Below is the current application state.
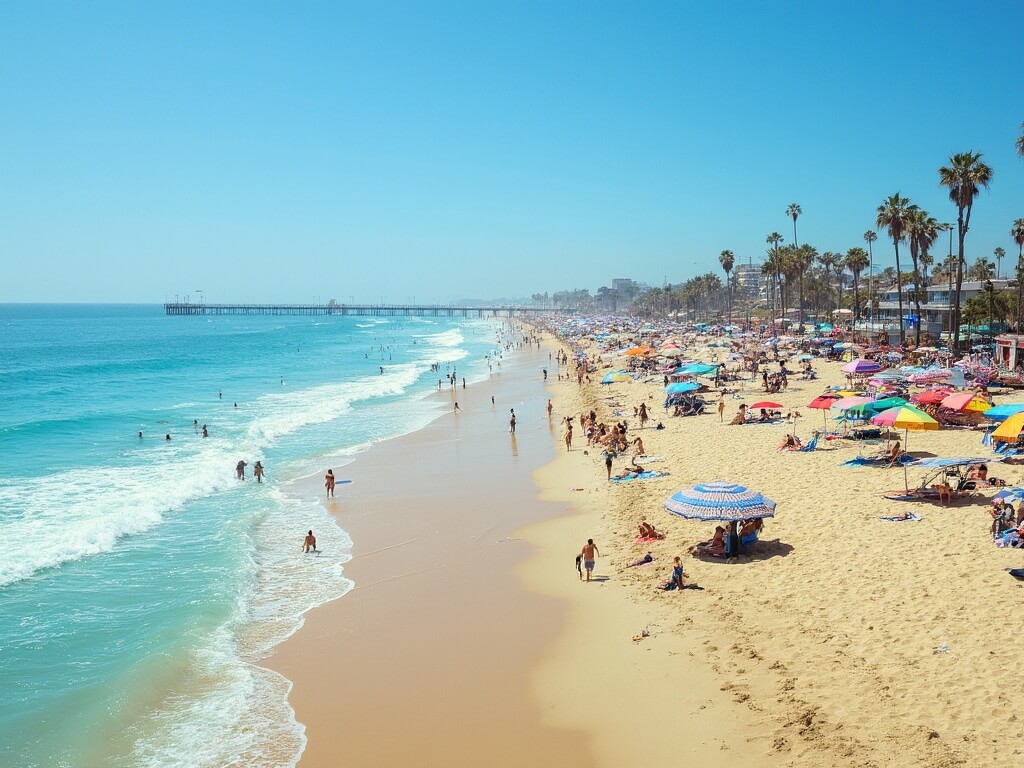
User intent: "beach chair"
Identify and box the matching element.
[797,433,819,452]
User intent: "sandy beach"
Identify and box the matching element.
[522,331,1024,768]
[266,325,1024,768]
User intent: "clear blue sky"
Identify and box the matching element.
[2,1,1022,303]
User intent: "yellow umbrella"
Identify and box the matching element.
[992,411,1024,442]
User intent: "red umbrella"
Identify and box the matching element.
[913,389,951,405]
[808,393,841,432]
[750,401,783,410]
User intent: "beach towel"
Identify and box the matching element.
[879,513,922,522]
[633,455,666,463]
[635,535,662,543]
[610,471,670,484]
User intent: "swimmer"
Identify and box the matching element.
[165,434,171,442]
[303,530,317,553]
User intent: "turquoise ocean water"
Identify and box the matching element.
[0,304,506,767]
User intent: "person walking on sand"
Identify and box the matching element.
[253,461,265,483]
[580,539,599,582]
[325,469,336,498]
[718,394,726,422]
[564,420,573,451]
[509,409,517,434]
[303,530,317,553]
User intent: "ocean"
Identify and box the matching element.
[0,304,509,767]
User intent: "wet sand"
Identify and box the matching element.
[266,342,592,767]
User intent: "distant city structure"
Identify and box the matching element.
[731,263,762,297]
[611,278,639,294]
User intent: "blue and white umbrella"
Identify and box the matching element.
[664,481,777,522]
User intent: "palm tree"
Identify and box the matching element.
[864,230,877,322]
[939,150,994,351]
[761,254,778,324]
[1014,219,1024,330]
[907,209,939,345]
[787,204,802,247]
[834,253,847,314]
[719,250,735,323]
[969,257,994,281]
[845,247,869,320]
[876,193,918,345]
[766,233,784,323]
[1017,121,1024,158]
[995,246,1006,279]
[817,251,837,312]
[795,243,816,330]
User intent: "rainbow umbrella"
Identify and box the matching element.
[871,405,940,491]
[831,396,873,411]
[941,392,991,412]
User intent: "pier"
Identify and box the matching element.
[164,302,560,318]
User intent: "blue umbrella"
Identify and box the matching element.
[677,363,718,375]
[994,487,1024,504]
[666,381,700,394]
[982,404,1024,422]
[664,481,777,522]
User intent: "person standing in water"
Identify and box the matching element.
[509,409,517,433]
[254,461,265,483]
[325,469,335,498]
[547,399,553,417]
[235,460,246,480]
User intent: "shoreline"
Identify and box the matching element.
[264,330,594,766]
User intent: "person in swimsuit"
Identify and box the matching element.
[547,399,553,417]
[509,409,517,433]
[303,530,317,553]
[235,460,246,479]
[580,539,599,582]
[325,469,335,498]
[253,461,265,483]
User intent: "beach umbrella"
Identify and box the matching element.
[941,392,991,412]
[913,389,951,405]
[871,405,940,491]
[991,412,1024,442]
[677,363,718,375]
[994,487,1024,504]
[625,345,655,356]
[794,353,813,361]
[666,381,700,394]
[982,404,1024,422]
[600,371,631,384]
[808,393,841,431]
[749,401,783,410]
[664,481,776,522]
[842,359,882,374]
[831,396,873,411]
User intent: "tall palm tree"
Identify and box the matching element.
[834,253,847,315]
[846,247,869,320]
[1013,219,1024,330]
[864,230,877,322]
[907,209,939,345]
[766,233,784,323]
[817,251,837,312]
[970,257,994,281]
[787,203,802,248]
[795,243,816,330]
[939,150,994,351]
[719,250,735,323]
[876,193,918,345]
[994,246,1006,279]
[761,253,778,324]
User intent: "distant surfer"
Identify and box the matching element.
[325,469,335,498]
[254,461,265,483]
[236,460,246,480]
[303,530,317,553]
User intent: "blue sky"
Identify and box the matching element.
[2,1,1022,303]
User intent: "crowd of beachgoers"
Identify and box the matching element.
[527,312,1024,765]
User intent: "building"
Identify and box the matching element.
[732,263,762,297]
[611,278,638,294]
[871,279,1013,337]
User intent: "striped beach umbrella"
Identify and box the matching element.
[870,404,940,490]
[664,481,776,522]
[842,359,882,374]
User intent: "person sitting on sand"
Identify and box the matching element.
[759,408,770,422]
[967,463,988,481]
[638,520,664,539]
[729,405,748,426]
[632,436,645,457]
[882,438,901,464]
[739,518,763,538]
[667,556,686,589]
[693,526,726,557]
[778,434,802,451]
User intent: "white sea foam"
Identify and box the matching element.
[130,492,353,768]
